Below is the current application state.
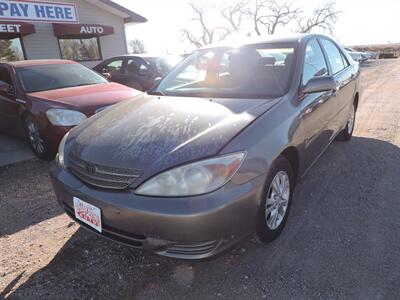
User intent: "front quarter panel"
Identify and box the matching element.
[221,94,304,185]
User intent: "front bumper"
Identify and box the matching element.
[50,163,265,259]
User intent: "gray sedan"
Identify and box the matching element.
[50,34,360,260]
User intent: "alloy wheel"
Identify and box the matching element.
[347,105,355,134]
[265,171,290,230]
[26,121,45,154]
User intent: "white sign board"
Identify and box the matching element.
[0,0,78,24]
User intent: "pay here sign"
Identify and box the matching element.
[0,0,78,23]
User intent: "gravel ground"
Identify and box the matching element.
[1,59,400,300]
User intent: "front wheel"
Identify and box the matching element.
[23,116,54,160]
[336,103,356,141]
[256,156,294,243]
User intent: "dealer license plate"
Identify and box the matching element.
[73,197,102,233]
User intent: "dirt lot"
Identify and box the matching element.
[1,59,400,300]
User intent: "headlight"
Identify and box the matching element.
[135,152,246,197]
[56,131,69,167]
[46,109,87,126]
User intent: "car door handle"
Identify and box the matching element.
[16,98,26,104]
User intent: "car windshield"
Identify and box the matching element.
[144,56,182,76]
[153,43,296,99]
[17,63,107,93]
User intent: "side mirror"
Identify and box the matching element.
[101,72,111,79]
[0,81,14,96]
[302,76,336,94]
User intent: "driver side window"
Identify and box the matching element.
[303,39,329,85]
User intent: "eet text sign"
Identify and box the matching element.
[0,1,78,24]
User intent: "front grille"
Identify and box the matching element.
[68,153,141,190]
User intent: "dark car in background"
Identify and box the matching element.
[0,60,140,159]
[93,54,182,91]
[379,47,399,59]
[51,34,360,259]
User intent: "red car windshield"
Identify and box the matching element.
[17,63,107,93]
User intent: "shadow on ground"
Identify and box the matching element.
[0,134,35,168]
[0,160,61,236]
[5,136,400,299]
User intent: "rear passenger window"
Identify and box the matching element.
[103,59,123,74]
[320,39,346,74]
[302,39,329,85]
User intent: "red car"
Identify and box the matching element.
[0,60,140,159]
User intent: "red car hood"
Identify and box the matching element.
[27,82,141,110]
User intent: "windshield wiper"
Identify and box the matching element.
[62,83,100,89]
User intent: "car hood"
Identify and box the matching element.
[69,94,281,185]
[27,82,141,110]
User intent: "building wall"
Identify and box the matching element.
[21,0,128,68]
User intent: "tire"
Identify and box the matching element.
[255,156,295,243]
[23,116,54,160]
[336,102,356,142]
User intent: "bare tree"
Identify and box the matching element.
[128,39,146,54]
[0,40,19,62]
[297,1,338,33]
[182,1,248,48]
[246,0,301,36]
[181,0,338,47]
[181,30,205,48]
[182,2,223,48]
[221,1,249,32]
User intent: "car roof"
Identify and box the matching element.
[5,59,77,68]
[110,54,179,59]
[200,33,311,50]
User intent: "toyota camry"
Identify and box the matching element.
[50,34,360,259]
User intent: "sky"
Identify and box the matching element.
[114,0,400,54]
